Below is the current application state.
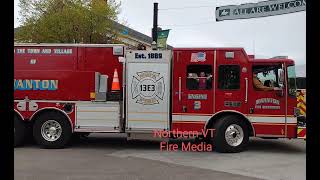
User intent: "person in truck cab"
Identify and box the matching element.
[198,72,212,89]
[187,73,199,90]
[253,72,281,91]
[198,72,207,89]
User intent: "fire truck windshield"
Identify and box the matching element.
[287,65,297,96]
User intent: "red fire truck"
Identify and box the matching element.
[14,43,305,153]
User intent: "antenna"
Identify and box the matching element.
[253,39,255,55]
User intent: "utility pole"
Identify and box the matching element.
[152,2,158,43]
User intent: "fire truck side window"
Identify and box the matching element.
[252,65,281,91]
[218,65,240,90]
[186,65,212,90]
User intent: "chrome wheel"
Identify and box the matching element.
[225,124,244,147]
[41,120,62,142]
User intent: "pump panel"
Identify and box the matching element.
[125,50,171,131]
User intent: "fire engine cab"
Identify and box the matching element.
[14,43,304,153]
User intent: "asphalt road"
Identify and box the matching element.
[14,134,306,180]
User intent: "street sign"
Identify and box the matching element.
[122,28,129,36]
[216,0,306,21]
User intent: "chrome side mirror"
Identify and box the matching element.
[278,69,284,86]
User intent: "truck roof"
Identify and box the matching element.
[173,47,245,51]
[173,47,295,64]
[14,43,125,47]
[249,58,295,64]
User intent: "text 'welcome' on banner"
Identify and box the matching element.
[216,0,306,21]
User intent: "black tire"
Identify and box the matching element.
[33,111,72,149]
[14,114,27,147]
[24,121,36,144]
[212,115,249,153]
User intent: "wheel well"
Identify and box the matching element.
[205,112,255,136]
[14,110,27,123]
[14,110,24,121]
[14,110,33,130]
[30,109,73,131]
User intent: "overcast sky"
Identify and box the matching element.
[14,0,306,65]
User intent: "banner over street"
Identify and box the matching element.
[216,0,306,21]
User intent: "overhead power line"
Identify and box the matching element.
[159,20,215,27]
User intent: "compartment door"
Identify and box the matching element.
[75,102,121,132]
[126,51,171,131]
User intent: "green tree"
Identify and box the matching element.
[16,0,121,43]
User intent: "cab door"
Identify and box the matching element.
[172,50,214,132]
[247,63,287,137]
[214,50,249,115]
